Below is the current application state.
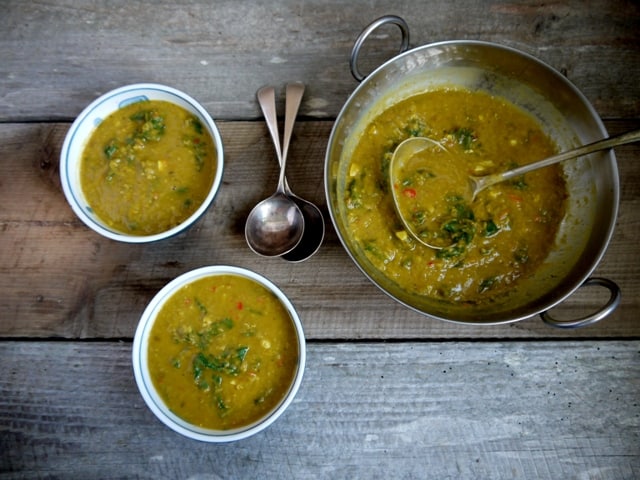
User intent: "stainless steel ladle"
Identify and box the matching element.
[390,129,640,249]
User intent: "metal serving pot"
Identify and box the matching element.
[324,16,621,328]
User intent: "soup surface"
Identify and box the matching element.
[343,88,567,305]
[81,99,217,235]
[148,274,299,430]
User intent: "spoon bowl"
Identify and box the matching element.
[245,192,305,256]
[390,129,640,249]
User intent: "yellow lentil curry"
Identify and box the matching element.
[80,100,217,235]
[344,88,567,305]
[148,274,299,430]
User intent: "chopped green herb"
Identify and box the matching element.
[189,116,204,135]
[479,277,497,293]
[173,316,234,350]
[431,195,477,259]
[514,247,529,264]
[482,219,499,237]
[511,176,528,190]
[363,240,386,261]
[401,168,436,190]
[104,142,118,159]
[450,127,477,151]
[129,109,166,142]
[193,354,205,380]
[404,116,427,137]
[442,218,475,245]
[194,153,205,172]
[215,395,229,414]
[346,178,362,208]
[191,345,249,383]
[436,243,467,259]
[378,152,393,193]
[194,297,208,315]
[129,111,147,122]
[447,196,475,221]
[411,210,426,226]
[253,388,274,406]
[236,346,249,363]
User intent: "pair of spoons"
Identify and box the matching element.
[245,83,325,261]
[390,128,640,249]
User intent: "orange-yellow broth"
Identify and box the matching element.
[147,274,299,430]
[343,88,567,305]
[80,99,217,235]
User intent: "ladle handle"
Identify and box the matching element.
[476,128,640,192]
[282,82,305,164]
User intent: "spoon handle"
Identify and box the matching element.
[256,86,283,163]
[282,82,305,164]
[476,128,640,192]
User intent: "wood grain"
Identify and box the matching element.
[1,1,639,122]
[1,340,638,478]
[1,1,639,477]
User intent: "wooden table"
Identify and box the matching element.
[2,1,639,478]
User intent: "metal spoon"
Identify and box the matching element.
[245,87,305,256]
[390,128,640,249]
[257,82,325,262]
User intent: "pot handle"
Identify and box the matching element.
[540,277,621,328]
[350,15,410,82]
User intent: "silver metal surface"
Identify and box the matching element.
[349,15,410,81]
[254,83,325,262]
[279,83,326,262]
[541,277,622,328]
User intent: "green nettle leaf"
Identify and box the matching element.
[236,346,249,362]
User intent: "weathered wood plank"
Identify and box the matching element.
[1,120,639,340]
[1,341,638,479]
[1,0,639,122]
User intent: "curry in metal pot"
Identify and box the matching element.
[343,88,567,305]
[147,274,299,430]
[80,100,217,235]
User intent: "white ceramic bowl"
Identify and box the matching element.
[132,266,306,442]
[60,83,224,243]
